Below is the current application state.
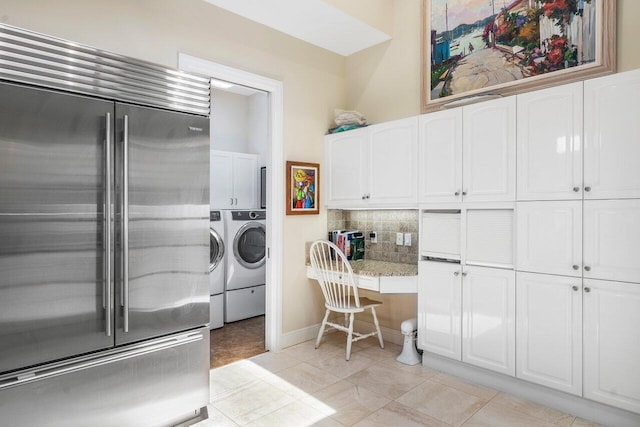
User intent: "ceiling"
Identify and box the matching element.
[202,0,392,56]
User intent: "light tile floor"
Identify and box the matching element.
[194,334,602,427]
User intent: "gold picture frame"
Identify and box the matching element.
[286,161,320,215]
[421,0,616,112]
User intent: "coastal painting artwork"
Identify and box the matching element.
[421,0,616,112]
[286,161,319,215]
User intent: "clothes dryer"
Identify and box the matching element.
[209,210,225,329]
[223,210,266,323]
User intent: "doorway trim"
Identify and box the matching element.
[178,53,283,351]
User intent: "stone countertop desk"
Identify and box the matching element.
[348,260,417,277]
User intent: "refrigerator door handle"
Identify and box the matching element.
[104,112,112,337]
[122,114,130,333]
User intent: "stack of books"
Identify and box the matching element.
[328,230,364,261]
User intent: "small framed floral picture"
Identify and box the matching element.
[286,161,320,215]
[421,0,616,112]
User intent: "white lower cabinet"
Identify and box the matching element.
[583,199,640,284]
[462,266,515,376]
[516,201,582,277]
[418,261,462,360]
[516,272,582,395]
[583,279,640,414]
[418,261,515,375]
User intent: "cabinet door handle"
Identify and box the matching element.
[230,198,233,205]
[584,287,591,293]
[454,191,460,196]
[234,198,238,205]
[362,195,366,200]
[573,187,580,192]
[462,191,467,196]
[584,186,592,192]
[572,265,579,270]
[572,285,579,291]
[453,271,460,276]
[461,271,467,277]
[584,266,591,272]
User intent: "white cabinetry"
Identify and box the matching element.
[516,201,582,277]
[584,69,640,200]
[462,266,515,376]
[462,98,516,202]
[583,279,640,414]
[517,82,583,201]
[324,127,367,206]
[418,261,515,375]
[419,97,515,203]
[583,199,640,284]
[516,272,582,395]
[418,261,462,360]
[325,117,418,208]
[419,108,462,203]
[210,150,258,209]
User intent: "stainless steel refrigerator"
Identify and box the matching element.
[0,24,211,426]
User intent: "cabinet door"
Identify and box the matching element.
[583,279,640,413]
[368,117,418,206]
[210,150,234,208]
[324,128,367,207]
[417,261,462,360]
[516,201,582,277]
[517,82,583,201]
[584,69,640,199]
[583,200,640,283]
[516,272,582,395]
[462,266,515,376]
[462,97,516,202]
[232,153,258,209]
[419,108,462,203]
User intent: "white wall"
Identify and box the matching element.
[248,92,269,168]
[210,89,250,153]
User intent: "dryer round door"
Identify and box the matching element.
[210,228,224,272]
[233,222,266,269]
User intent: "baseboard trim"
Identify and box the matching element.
[279,323,322,349]
[422,352,640,427]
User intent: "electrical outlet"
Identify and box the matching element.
[396,232,404,246]
[369,231,377,244]
[404,233,412,246]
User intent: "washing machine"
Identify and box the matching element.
[209,210,225,329]
[223,210,266,323]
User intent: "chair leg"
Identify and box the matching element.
[315,309,330,349]
[345,312,355,361]
[371,306,384,349]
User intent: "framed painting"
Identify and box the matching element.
[421,0,616,112]
[286,161,320,215]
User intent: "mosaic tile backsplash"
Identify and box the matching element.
[327,209,419,264]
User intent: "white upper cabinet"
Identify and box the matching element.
[583,278,640,414]
[368,117,419,205]
[462,97,516,202]
[516,201,582,277]
[211,150,258,209]
[324,127,368,207]
[325,117,417,208]
[417,260,462,360]
[583,199,640,284]
[419,108,462,203]
[462,266,515,376]
[584,69,640,200]
[517,82,583,201]
[419,97,515,203]
[516,272,582,396]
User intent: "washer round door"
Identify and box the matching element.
[209,228,224,272]
[233,222,266,269]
